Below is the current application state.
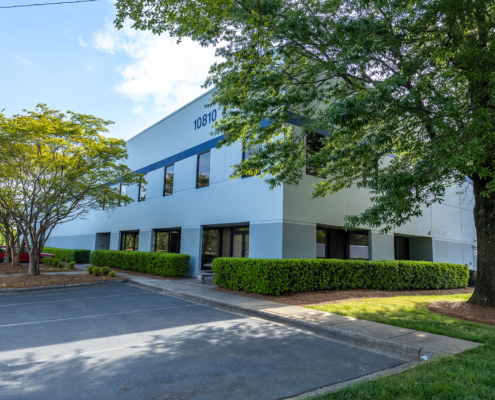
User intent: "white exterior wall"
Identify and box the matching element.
[46,91,477,274]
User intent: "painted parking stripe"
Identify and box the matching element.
[0,291,156,308]
[0,304,200,328]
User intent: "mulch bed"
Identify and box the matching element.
[427,301,495,326]
[213,286,474,306]
[93,266,192,281]
[0,273,124,289]
[0,262,84,274]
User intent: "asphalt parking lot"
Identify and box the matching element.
[0,284,405,399]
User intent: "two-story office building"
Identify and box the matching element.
[46,90,478,275]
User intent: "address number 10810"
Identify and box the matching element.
[194,109,217,130]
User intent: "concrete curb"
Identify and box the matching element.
[130,281,438,359]
[0,279,130,294]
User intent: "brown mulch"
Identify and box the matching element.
[92,266,192,281]
[427,301,495,326]
[0,273,124,289]
[213,286,474,306]
[0,262,84,274]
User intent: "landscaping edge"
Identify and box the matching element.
[0,279,130,294]
[129,281,442,360]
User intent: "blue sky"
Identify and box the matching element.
[0,0,217,140]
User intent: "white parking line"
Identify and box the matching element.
[0,291,156,308]
[0,304,200,328]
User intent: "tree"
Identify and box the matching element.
[0,105,145,275]
[116,0,495,307]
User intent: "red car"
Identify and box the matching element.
[0,246,55,263]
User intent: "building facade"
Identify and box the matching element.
[46,90,478,275]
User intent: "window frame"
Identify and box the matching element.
[138,175,147,202]
[153,229,181,253]
[196,150,211,189]
[163,164,174,197]
[120,231,139,251]
[316,228,369,260]
[306,131,326,177]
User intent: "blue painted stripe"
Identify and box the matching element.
[134,135,225,175]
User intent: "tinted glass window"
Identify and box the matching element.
[139,176,147,202]
[121,232,139,251]
[164,165,174,196]
[395,236,409,260]
[197,151,210,188]
[349,232,369,259]
[306,132,325,176]
[316,229,327,258]
[153,230,180,253]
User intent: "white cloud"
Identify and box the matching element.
[13,55,32,65]
[77,36,87,48]
[93,22,218,115]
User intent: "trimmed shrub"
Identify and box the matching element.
[109,270,116,277]
[51,259,60,269]
[91,250,190,277]
[42,247,91,263]
[67,261,76,269]
[41,257,53,265]
[92,267,102,276]
[87,265,94,274]
[101,267,110,276]
[212,258,469,295]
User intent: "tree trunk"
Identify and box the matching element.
[28,246,40,276]
[468,177,495,307]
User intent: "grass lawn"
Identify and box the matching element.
[308,294,495,400]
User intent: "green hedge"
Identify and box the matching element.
[91,250,190,277]
[42,247,91,263]
[212,258,469,295]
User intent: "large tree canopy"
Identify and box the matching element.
[0,105,144,275]
[115,0,495,306]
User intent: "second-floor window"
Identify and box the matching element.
[164,164,174,196]
[197,151,210,188]
[138,175,147,202]
[306,132,325,176]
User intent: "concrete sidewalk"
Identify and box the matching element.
[114,273,481,359]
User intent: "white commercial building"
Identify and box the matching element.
[47,90,478,275]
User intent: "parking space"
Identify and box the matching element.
[0,284,405,399]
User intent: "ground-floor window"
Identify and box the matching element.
[153,230,180,253]
[394,236,410,260]
[201,225,249,270]
[317,228,369,260]
[121,231,139,251]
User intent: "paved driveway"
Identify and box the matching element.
[0,284,404,399]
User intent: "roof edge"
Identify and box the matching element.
[126,87,216,143]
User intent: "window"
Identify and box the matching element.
[163,164,174,196]
[121,231,139,251]
[395,236,410,260]
[316,228,368,260]
[119,183,126,206]
[230,227,249,258]
[242,147,261,178]
[138,176,146,202]
[306,132,325,176]
[197,151,210,188]
[201,228,221,269]
[153,230,180,253]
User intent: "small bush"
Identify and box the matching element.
[212,258,470,296]
[67,261,76,269]
[101,267,110,276]
[90,250,190,277]
[109,270,116,277]
[42,247,90,263]
[92,267,102,276]
[51,259,60,268]
[87,265,94,274]
[41,257,52,265]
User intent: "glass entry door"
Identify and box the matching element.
[230,228,249,258]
